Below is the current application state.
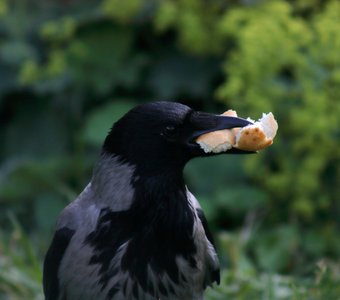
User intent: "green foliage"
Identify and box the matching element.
[205,260,340,300]
[215,1,340,269]
[0,0,339,298]
[83,101,136,146]
[154,0,224,54]
[102,0,143,23]
[0,214,43,300]
[217,0,340,222]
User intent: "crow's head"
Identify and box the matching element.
[103,101,252,175]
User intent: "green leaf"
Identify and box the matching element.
[0,41,36,66]
[34,195,65,234]
[185,155,246,195]
[252,225,299,272]
[66,23,137,94]
[83,100,136,146]
[215,186,268,215]
[147,54,218,99]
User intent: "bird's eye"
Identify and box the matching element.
[162,125,179,140]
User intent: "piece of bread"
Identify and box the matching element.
[196,110,237,153]
[235,113,278,151]
[196,110,278,153]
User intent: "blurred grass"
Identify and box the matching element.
[0,214,43,300]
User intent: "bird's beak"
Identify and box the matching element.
[187,111,255,155]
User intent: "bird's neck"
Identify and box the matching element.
[90,153,195,261]
[91,153,188,213]
[132,171,188,210]
[127,168,193,235]
[91,153,137,211]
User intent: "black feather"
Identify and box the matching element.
[85,175,197,296]
[43,227,75,300]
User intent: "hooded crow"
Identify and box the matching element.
[43,101,253,300]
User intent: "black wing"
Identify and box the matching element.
[196,208,220,285]
[43,227,75,300]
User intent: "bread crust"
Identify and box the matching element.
[235,125,273,151]
[234,112,277,151]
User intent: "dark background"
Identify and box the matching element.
[0,0,339,299]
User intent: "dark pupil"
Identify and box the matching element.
[165,125,177,136]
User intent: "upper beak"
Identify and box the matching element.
[190,112,252,138]
[188,111,255,154]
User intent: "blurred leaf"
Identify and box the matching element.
[83,100,136,146]
[252,225,299,272]
[215,186,268,215]
[0,157,77,204]
[3,104,68,158]
[40,17,76,42]
[67,22,137,93]
[0,41,36,66]
[0,0,8,16]
[34,195,65,234]
[0,216,43,300]
[186,155,246,195]
[7,213,42,279]
[102,0,143,23]
[147,54,219,99]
